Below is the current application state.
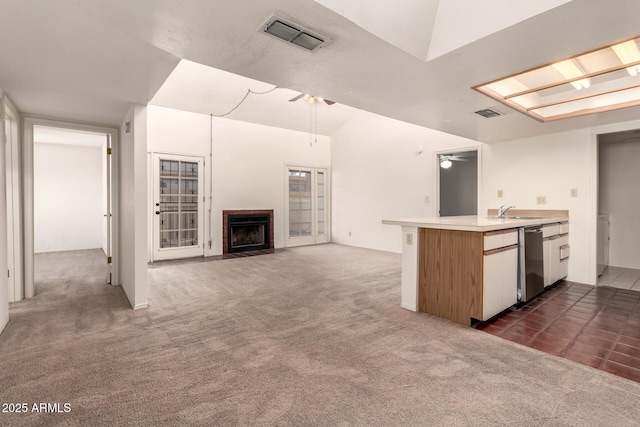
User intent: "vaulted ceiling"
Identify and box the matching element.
[1,0,639,142]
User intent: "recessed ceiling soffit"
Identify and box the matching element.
[474,35,640,122]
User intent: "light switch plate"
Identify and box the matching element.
[497,190,503,198]
[571,188,578,197]
[406,233,413,245]
[537,196,547,205]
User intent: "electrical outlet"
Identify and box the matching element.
[348,231,352,237]
[497,190,503,198]
[571,188,578,197]
[406,233,413,245]
[537,196,547,205]
[425,195,430,203]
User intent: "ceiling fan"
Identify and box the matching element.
[289,93,336,105]
[439,154,470,169]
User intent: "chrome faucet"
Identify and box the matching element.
[498,205,515,218]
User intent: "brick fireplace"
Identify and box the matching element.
[222,210,274,255]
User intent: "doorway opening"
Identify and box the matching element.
[23,117,119,300]
[436,149,479,217]
[597,129,640,290]
[32,125,112,295]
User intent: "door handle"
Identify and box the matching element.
[155,211,161,215]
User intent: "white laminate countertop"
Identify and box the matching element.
[381,215,568,232]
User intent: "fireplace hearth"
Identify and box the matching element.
[223,210,274,256]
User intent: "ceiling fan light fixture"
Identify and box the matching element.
[440,158,452,169]
[303,94,321,104]
[289,93,336,106]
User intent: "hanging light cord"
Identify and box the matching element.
[211,86,279,117]
[309,102,318,147]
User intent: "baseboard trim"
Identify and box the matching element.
[401,303,417,312]
[0,316,8,335]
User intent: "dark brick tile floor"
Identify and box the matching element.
[475,281,640,383]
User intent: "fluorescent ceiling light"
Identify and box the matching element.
[612,40,640,76]
[552,60,590,90]
[474,35,640,122]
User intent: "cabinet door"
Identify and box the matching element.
[482,246,518,321]
[549,237,559,284]
[482,252,503,320]
[543,239,551,287]
[549,236,569,284]
[556,235,569,282]
[502,247,518,308]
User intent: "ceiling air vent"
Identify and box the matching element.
[260,15,329,52]
[474,108,502,118]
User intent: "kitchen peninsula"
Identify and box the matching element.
[383,211,569,326]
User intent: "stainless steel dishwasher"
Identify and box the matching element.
[518,226,545,303]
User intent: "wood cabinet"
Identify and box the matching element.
[418,228,518,326]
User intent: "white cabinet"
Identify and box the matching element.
[543,221,569,286]
[550,235,569,284]
[482,229,518,321]
[543,238,551,286]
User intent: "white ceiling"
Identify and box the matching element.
[1,0,640,143]
[150,60,360,136]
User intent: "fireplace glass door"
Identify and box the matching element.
[153,153,204,261]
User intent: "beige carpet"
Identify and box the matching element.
[1,244,640,426]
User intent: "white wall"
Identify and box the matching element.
[482,119,640,285]
[331,111,481,253]
[146,105,331,256]
[482,129,593,284]
[599,141,640,269]
[119,105,148,309]
[33,142,103,253]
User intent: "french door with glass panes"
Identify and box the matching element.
[286,166,329,247]
[153,154,204,261]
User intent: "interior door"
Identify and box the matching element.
[104,134,112,283]
[4,106,21,301]
[153,153,204,261]
[1,102,8,332]
[5,114,14,299]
